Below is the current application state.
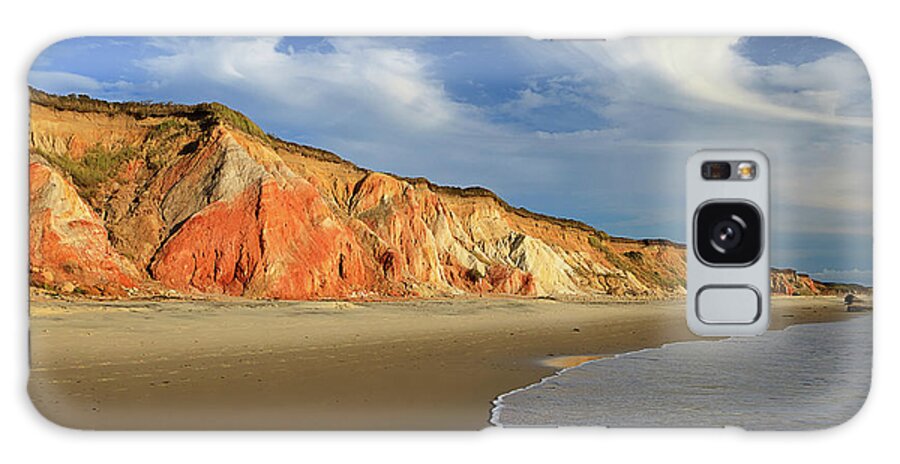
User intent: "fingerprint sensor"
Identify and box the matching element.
[696,286,761,324]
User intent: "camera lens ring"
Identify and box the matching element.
[693,201,763,266]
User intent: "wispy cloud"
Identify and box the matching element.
[29,70,102,93]
[565,38,871,127]
[809,268,872,286]
[137,37,488,135]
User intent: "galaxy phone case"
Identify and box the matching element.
[28,36,872,430]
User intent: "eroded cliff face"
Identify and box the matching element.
[29,161,140,296]
[768,268,869,297]
[28,90,691,300]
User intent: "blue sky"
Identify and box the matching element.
[29,37,873,284]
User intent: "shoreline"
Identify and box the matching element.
[29,288,692,308]
[492,313,873,426]
[32,284,871,308]
[29,296,859,429]
[490,311,872,430]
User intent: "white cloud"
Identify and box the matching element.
[515,39,873,221]
[29,70,137,98]
[809,268,872,285]
[750,51,872,118]
[566,38,871,127]
[138,37,487,134]
[28,70,101,93]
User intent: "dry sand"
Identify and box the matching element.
[28,296,857,430]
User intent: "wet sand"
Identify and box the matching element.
[28,296,854,430]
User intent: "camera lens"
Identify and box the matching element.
[710,218,743,251]
[701,161,732,180]
[694,202,762,265]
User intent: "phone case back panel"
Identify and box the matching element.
[27,37,872,430]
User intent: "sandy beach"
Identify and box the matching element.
[28,296,857,430]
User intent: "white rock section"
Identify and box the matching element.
[161,130,272,228]
[440,203,579,296]
[30,159,99,227]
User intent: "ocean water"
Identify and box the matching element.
[491,315,872,430]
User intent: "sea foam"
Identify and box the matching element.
[491,315,872,430]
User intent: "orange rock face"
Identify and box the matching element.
[770,268,825,296]
[253,179,377,299]
[148,183,263,295]
[150,177,377,299]
[349,173,447,288]
[346,172,542,297]
[29,162,139,296]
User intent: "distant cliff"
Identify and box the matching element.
[770,268,870,297]
[27,90,862,300]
